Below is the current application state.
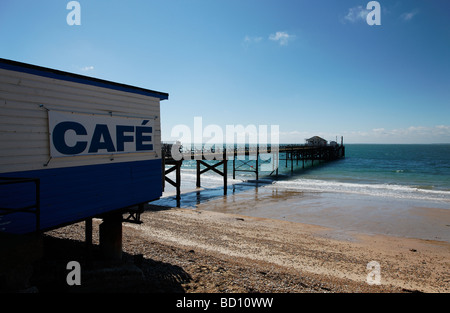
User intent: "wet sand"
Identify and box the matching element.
[155,182,450,242]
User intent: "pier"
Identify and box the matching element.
[162,137,345,204]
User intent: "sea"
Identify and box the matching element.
[153,144,450,241]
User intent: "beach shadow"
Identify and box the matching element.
[30,235,191,293]
[146,204,174,212]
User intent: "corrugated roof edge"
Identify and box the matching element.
[0,58,169,101]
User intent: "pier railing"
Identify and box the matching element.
[162,143,344,161]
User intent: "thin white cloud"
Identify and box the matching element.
[342,125,450,144]
[278,125,450,144]
[400,10,419,21]
[81,65,94,71]
[278,130,341,144]
[269,31,295,46]
[343,5,370,23]
[243,32,295,47]
[244,35,263,44]
[243,35,263,48]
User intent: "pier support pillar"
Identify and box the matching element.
[99,212,123,261]
[275,151,279,177]
[196,160,201,188]
[164,160,182,206]
[232,155,236,179]
[255,147,259,180]
[196,158,228,196]
[291,148,294,173]
[223,153,228,195]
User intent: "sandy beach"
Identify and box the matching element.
[38,204,449,293]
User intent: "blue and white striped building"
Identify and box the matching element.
[0,58,168,234]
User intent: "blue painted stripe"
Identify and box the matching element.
[0,159,162,234]
[0,58,169,100]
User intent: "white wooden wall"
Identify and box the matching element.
[0,68,162,174]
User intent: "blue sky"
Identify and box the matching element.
[1,0,449,144]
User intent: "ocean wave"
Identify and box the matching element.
[271,179,450,202]
[165,166,450,203]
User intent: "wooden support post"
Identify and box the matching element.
[162,152,165,191]
[291,147,294,173]
[164,161,182,202]
[233,149,236,180]
[196,160,201,188]
[99,212,122,261]
[176,161,181,202]
[223,152,228,195]
[275,151,279,177]
[255,147,259,180]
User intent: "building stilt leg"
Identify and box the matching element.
[99,212,122,261]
